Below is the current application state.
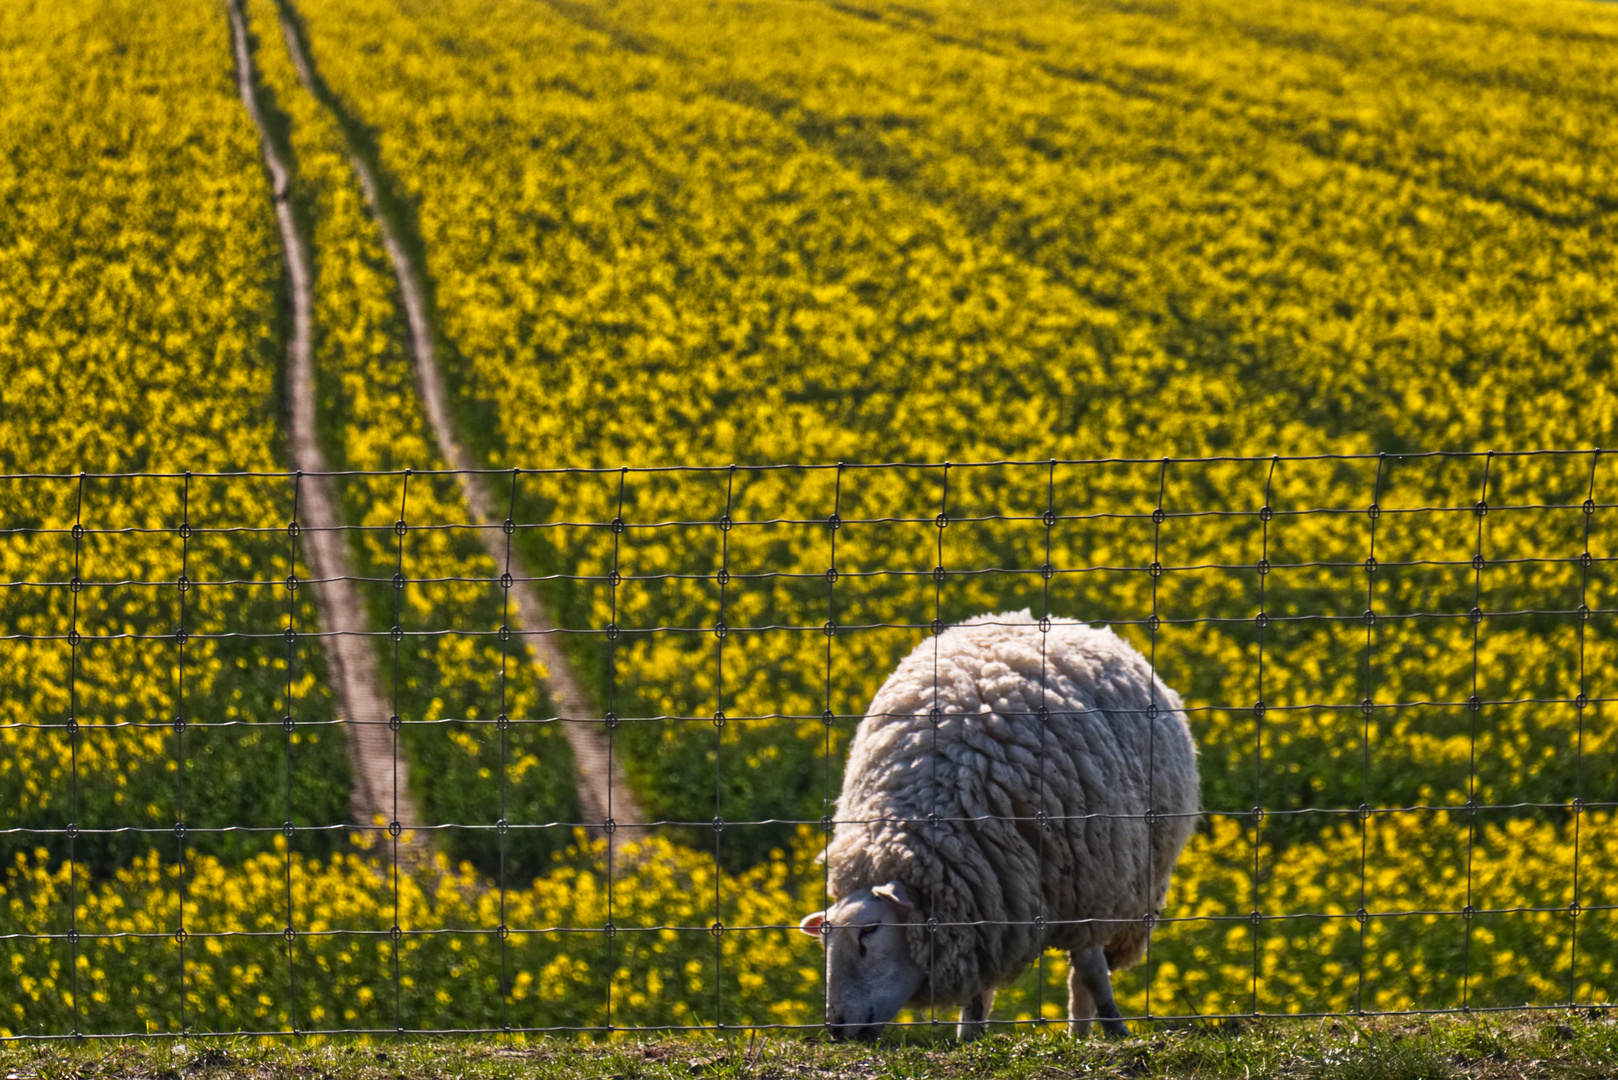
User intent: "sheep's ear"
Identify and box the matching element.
[872,880,914,916]
[799,911,827,937]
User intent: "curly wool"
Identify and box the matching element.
[826,611,1200,1006]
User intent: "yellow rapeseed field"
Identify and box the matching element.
[6,813,1615,1033]
[0,0,350,877]
[4,0,1618,1037]
[282,0,1618,1022]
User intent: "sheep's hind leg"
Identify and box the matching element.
[1072,945,1128,1038]
[1067,956,1096,1036]
[956,989,995,1042]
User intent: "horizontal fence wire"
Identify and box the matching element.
[1,450,1614,1039]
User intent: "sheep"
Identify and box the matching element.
[798,611,1199,1042]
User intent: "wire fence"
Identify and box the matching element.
[1,450,1614,1039]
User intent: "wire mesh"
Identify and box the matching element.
[0,450,1613,1039]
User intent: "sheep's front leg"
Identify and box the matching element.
[1067,956,1096,1036]
[956,988,995,1041]
[1071,945,1127,1038]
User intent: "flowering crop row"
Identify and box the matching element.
[6,811,1616,1036]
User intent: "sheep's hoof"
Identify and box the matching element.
[1101,1017,1129,1039]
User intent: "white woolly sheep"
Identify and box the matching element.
[799,611,1199,1041]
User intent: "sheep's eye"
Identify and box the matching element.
[857,924,878,939]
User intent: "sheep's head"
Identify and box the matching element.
[798,881,924,1042]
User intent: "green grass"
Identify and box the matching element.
[4,1015,1617,1080]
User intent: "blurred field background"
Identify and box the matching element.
[3,0,1618,1038]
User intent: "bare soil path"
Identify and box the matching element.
[226,0,425,858]
[272,2,641,833]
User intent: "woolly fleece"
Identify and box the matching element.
[826,611,1200,1006]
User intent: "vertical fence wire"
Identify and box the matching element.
[605,466,629,1033]
[67,471,85,1039]
[713,466,736,1029]
[1035,461,1054,1029]
[1249,457,1279,1017]
[1356,455,1386,1015]
[1146,457,1168,1023]
[928,463,950,1032]
[821,465,843,1032]
[389,470,411,1031]
[496,468,519,1035]
[1570,449,1600,1004]
[174,473,192,1034]
[1462,453,1493,1010]
[282,473,304,1033]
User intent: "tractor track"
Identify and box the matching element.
[226,0,425,859]
[270,0,641,836]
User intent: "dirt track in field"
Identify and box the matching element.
[227,0,425,858]
[271,1,641,834]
